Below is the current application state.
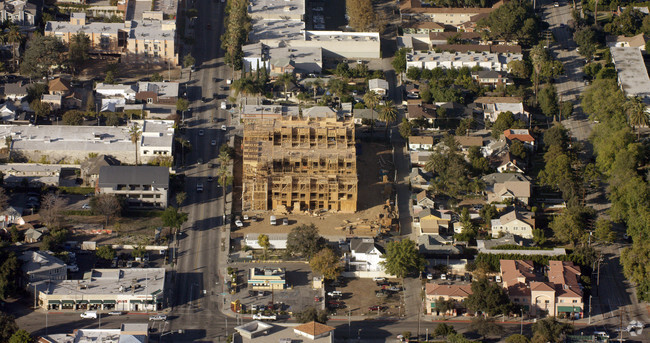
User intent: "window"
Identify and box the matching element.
[545,300,549,304]
[572,300,578,303]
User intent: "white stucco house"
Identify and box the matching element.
[491,209,535,238]
[344,238,387,278]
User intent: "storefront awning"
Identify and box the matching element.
[76,300,88,304]
[557,306,581,312]
[61,300,75,304]
[130,300,142,304]
[103,300,116,304]
[48,300,61,304]
[89,300,102,304]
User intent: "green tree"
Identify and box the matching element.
[605,7,644,36]
[104,71,116,84]
[378,100,397,136]
[399,118,413,139]
[276,72,297,100]
[258,234,270,260]
[433,323,456,338]
[538,146,575,201]
[106,113,120,126]
[508,60,531,79]
[62,110,84,125]
[506,334,531,343]
[380,239,425,279]
[392,48,410,74]
[294,306,329,324]
[176,98,189,113]
[509,140,527,159]
[538,83,559,119]
[131,245,146,258]
[406,67,421,80]
[425,135,474,198]
[7,25,22,71]
[363,90,380,130]
[549,206,594,246]
[183,54,195,70]
[0,253,20,300]
[531,317,572,343]
[175,192,187,206]
[456,117,475,136]
[478,1,539,45]
[9,226,21,243]
[161,206,189,233]
[151,72,164,82]
[0,313,18,342]
[594,218,615,242]
[491,111,519,139]
[286,224,325,259]
[581,78,627,123]
[465,277,512,316]
[9,329,33,343]
[560,101,574,120]
[129,123,141,165]
[21,34,66,78]
[621,240,650,301]
[30,99,51,118]
[309,247,341,280]
[469,317,505,339]
[573,27,598,60]
[543,123,569,149]
[346,0,376,31]
[95,246,116,261]
[68,31,91,73]
[624,96,650,139]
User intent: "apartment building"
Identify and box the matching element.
[406,51,523,72]
[0,0,39,27]
[97,165,169,208]
[399,0,502,26]
[242,115,357,213]
[45,12,178,64]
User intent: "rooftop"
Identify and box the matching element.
[425,282,473,297]
[137,81,179,98]
[129,19,175,41]
[294,321,336,337]
[249,19,305,43]
[248,0,305,19]
[39,323,149,343]
[407,50,522,65]
[304,30,380,42]
[39,268,165,297]
[98,165,169,188]
[45,21,124,35]
[610,46,650,100]
[19,251,65,275]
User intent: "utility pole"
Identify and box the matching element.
[417,295,421,341]
[588,295,592,324]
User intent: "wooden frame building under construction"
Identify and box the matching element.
[242,115,357,213]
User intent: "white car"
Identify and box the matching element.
[221,102,227,110]
[149,314,167,321]
[427,273,433,280]
[221,125,227,131]
[554,2,559,6]
[81,203,90,209]
[226,79,232,85]
[211,139,217,146]
[235,219,244,227]
[80,311,97,319]
[372,277,386,282]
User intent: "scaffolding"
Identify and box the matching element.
[242,116,358,213]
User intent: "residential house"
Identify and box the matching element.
[606,33,647,50]
[369,78,389,97]
[406,84,420,98]
[499,259,583,318]
[80,154,120,187]
[48,78,71,96]
[409,135,434,151]
[4,81,28,101]
[346,238,386,275]
[0,102,17,122]
[248,268,286,290]
[409,167,432,189]
[482,172,531,205]
[0,0,39,27]
[0,163,63,187]
[406,101,437,124]
[19,251,67,287]
[428,32,481,46]
[425,282,473,315]
[495,152,526,173]
[38,268,165,312]
[41,324,150,343]
[418,234,463,256]
[135,81,179,105]
[474,97,529,123]
[478,234,567,256]
[409,150,434,167]
[403,21,445,34]
[491,209,535,238]
[454,135,483,152]
[471,70,514,87]
[41,94,62,110]
[414,190,435,208]
[352,108,379,125]
[24,227,45,243]
[0,205,23,228]
[95,83,137,100]
[244,233,288,250]
[610,47,650,102]
[97,165,169,208]
[406,51,522,72]
[414,208,452,235]
[503,129,535,149]
[482,138,507,157]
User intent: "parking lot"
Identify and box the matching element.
[228,263,322,316]
[327,278,404,316]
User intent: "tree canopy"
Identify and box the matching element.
[465,277,512,316]
[20,34,66,78]
[346,0,376,32]
[309,247,341,280]
[531,317,572,343]
[478,2,540,46]
[286,224,325,259]
[380,239,425,278]
[294,306,329,324]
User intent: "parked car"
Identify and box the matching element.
[67,264,79,272]
[80,311,97,319]
[375,291,388,297]
[427,273,433,280]
[368,305,387,311]
[149,315,167,321]
[327,291,342,297]
[211,139,217,146]
[198,129,205,136]
[282,218,289,225]
[81,204,90,209]
[235,219,243,227]
[221,125,227,131]
[108,311,124,316]
[372,277,386,282]
[221,102,227,110]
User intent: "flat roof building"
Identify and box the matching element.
[98,165,170,208]
[610,46,650,102]
[406,50,522,72]
[39,323,149,343]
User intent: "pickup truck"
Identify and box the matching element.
[252,314,276,321]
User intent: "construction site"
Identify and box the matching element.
[242,115,358,213]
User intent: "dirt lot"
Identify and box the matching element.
[61,214,166,246]
[232,141,397,238]
[328,278,404,316]
[77,57,182,82]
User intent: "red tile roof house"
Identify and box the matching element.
[425,282,473,316]
[503,129,536,149]
[499,260,584,318]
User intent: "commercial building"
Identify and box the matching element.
[0,120,174,164]
[37,268,165,312]
[97,165,169,208]
[248,268,286,290]
[233,321,334,343]
[135,81,179,105]
[610,46,650,102]
[39,323,149,343]
[242,116,357,213]
[406,51,522,72]
[243,43,323,76]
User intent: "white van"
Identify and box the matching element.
[221,102,227,110]
[80,311,98,319]
[270,215,277,225]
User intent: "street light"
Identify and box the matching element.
[520,308,524,335]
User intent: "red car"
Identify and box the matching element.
[368,305,387,311]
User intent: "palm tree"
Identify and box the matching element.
[363,90,380,131]
[7,25,22,71]
[311,78,323,98]
[378,100,397,137]
[129,123,141,165]
[276,73,296,100]
[624,97,649,139]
